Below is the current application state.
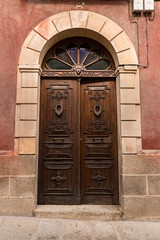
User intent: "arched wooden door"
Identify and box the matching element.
[38,38,118,205]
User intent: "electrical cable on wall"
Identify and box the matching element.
[128,0,155,68]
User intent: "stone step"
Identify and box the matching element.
[1,216,160,240]
[34,205,122,221]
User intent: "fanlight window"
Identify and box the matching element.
[42,38,115,71]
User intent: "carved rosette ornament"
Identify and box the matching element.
[91,171,106,186]
[51,171,66,186]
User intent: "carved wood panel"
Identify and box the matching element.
[38,79,80,204]
[80,79,118,204]
[38,78,118,205]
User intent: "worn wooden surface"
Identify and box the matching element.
[38,77,118,204]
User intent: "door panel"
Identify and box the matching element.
[38,78,118,205]
[80,79,118,204]
[38,78,80,204]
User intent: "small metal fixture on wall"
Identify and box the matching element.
[133,0,143,11]
[144,0,154,11]
[133,0,154,12]
[76,0,85,9]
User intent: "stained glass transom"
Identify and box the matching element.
[42,38,115,71]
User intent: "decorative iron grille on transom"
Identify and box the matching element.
[42,37,116,78]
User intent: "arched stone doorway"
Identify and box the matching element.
[15,11,141,211]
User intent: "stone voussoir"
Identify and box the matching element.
[111,31,133,53]
[70,10,88,28]
[87,12,106,32]
[35,18,58,40]
[27,31,47,52]
[51,11,71,32]
[18,47,40,65]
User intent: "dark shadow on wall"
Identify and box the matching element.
[20,0,128,6]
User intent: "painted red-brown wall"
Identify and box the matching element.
[0,0,160,151]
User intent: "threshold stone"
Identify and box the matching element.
[34,205,122,221]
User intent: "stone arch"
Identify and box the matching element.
[15,11,141,208]
[18,11,138,66]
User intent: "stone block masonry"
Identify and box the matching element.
[0,155,36,216]
[121,153,160,218]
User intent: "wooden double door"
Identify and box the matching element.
[38,77,118,205]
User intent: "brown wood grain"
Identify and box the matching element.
[38,77,118,205]
[80,78,118,204]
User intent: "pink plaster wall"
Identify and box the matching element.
[0,0,160,150]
